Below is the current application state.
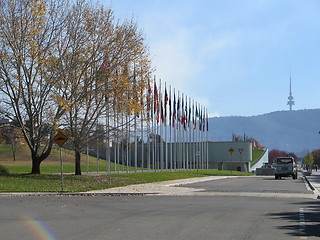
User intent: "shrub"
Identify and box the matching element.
[0,165,9,176]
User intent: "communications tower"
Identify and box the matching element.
[287,76,294,111]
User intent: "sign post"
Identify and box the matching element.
[238,148,244,160]
[228,148,235,174]
[53,130,68,191]
[228,147,234,160]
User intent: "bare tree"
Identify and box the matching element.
[0,0,70,173]
[58,2,152,175]
[0,0,152,175]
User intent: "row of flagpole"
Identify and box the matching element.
[96,75,210,174]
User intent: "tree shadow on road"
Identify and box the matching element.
[266,200,320,238]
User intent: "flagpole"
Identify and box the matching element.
[134,114,137,173]
[147,78,152,171]
[169,85,172,170]
[116,108,120,172]
[164,82,168,170]
[188,96,192,170]
[197,102,200,170]
[153,75,157,171]
[177,91,180,169]
[185,94,189,169]
[206,108,209,169]
[173,88,176,170]
[140,109,144,172]
[114,106,117,172]
[133,64,138,173]
[122,109,125,172]
[159,79,163,170]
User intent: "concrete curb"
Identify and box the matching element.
[0,192,148,197]
[303,176,320,199]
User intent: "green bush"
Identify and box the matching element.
[0,165,9,176]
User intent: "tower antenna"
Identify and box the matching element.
[287,73,295,111]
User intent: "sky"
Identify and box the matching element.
[101,0,320,117]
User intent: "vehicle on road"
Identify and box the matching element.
[274,157,297,179]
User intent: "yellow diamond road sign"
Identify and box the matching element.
[53,131,68,147]
[228,148,235,153]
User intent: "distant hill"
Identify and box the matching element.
[208,109,320,157]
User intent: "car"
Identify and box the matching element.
[274,157,297,179]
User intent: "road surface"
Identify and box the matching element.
[0,175,319,240]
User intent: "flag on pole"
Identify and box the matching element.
[206,109,209,131]
[161,99,165,124]
[164,86,168,124]
[188,98,191,128]
[199,107,203,131]
[154,81,158,114]
[184,96,188,130]
[154,81,160,123]
[181,95,185,125]
[177,95,181,123]
[147,78,152,118]
[195,104,199,129]
[169,87,172,127]
[172,91,176,128]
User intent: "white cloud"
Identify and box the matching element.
[151,33,200,92]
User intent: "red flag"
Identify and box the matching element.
[181,96,184,125]
[164,87,168,120]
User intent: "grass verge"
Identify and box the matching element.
[0,169,253,193]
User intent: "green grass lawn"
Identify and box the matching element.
[0,169,252,193]
[251,149,266,165]
[0,144,253,193]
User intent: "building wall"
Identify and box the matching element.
[96,141,253,171]
[208,141,252,163]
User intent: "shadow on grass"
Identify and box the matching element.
[266,200,320,238]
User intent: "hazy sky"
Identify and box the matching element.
[102,0,320,117]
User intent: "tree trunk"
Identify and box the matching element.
[31,158,41,174]
[30,143,53,174]
[75,150,82,175]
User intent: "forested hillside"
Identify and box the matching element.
[208,109,320,156]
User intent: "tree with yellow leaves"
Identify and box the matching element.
[0,0,70,173]
[57,2,151,175]
[0,0,152,174]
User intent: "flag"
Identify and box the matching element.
[199,107,202,131]
[202,111,206,131]
[161,100,164,124]
[172,91,176,128]
[154,81,159,123]
[184,96,188,130]
[192,101,195,128]
[206,109,209,131]
[154,81,158,114]
[181,96,185,125]
[188,98,191,128]
[194,104,199,129]
[181,96,187,130]
[164,87,168,105]
[169,88,172,127]
[177,96,181,123]
[164,87,168,121]
[146,78,152,118]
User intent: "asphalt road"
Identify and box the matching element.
[0,175,319,240]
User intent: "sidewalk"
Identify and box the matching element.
[84,176,240,195]
[303,170,320,198]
